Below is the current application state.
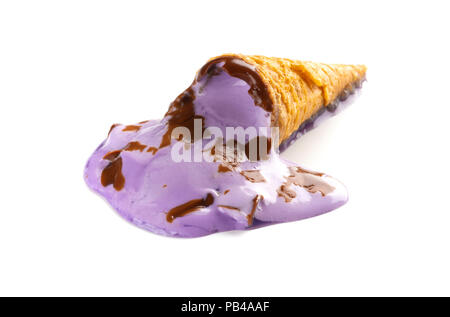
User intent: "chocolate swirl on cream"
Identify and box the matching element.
[198,57,273,113]
[166,193,214,223]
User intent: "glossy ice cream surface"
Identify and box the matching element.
[84,58,352,237]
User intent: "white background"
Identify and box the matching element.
[1,0,449,296]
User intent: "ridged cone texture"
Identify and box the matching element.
[209,54,367,143]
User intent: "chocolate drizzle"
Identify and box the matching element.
[218,163,233,173]
[108,124,119,136]
[124,141,147,152]
[217,205,241,211]
[277,166,335,202]
[122,125,141,132]
[198,57,273,112]
[101,150,125,191]
[100,141,156,191]
[247,195,262,225]
[102,150,121,161]
[160,87,205,148]
[159,56,273,150]
[166,193,214,223]
[240,170,266,183]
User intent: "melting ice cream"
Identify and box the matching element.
[84,55,365,237]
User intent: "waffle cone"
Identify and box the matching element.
[206,54,367,143]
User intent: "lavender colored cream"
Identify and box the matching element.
[84,59,349,237]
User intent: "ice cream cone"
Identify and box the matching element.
[201,54,367,143]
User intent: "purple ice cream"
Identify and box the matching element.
[84,57,356,237]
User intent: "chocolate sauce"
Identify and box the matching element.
[122,125,141,132]
[277,166,335,202]
[166,193,214,223]
[124,141,147,152]
[159,56,273,150]
[224,189,230,195]
[277,185,296,202]
[100,141,148,191]
[101,57,275,191]
[198,56,273,113]
[218,163,233,173]
[108,124,119,136]
[217,205,241,211]
[103,150,121,161]
[160,87,205,148]
[240,170,266,183]
[247,195,262,225]
[101,150,125,191]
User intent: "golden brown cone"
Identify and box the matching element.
[207,54,367,143]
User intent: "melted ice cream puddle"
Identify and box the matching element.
[85,59,348,237]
